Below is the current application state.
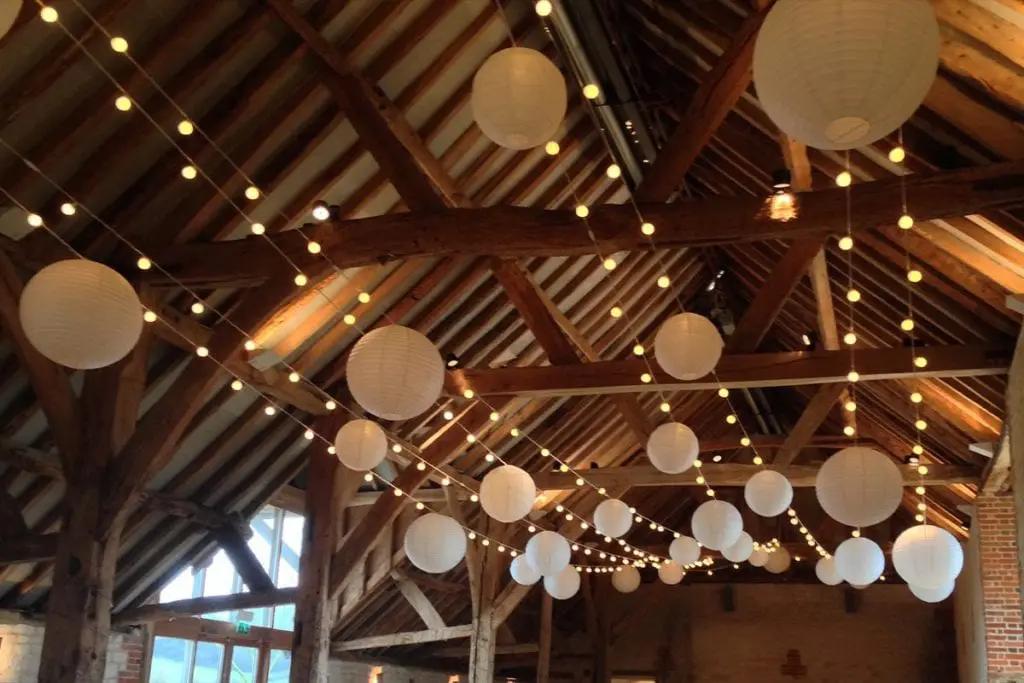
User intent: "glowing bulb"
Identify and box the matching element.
[465,434,476,444]
[307,241,321,254]
[535,0,553,16]
[489,411,499,422]
[294,273,308,286]
[195,346,209,357]
[583,83,600,99]
[898,214,914,230]
[907,269,922,283]
[901,318,915,332]
[726,414,737,425]
[143,310,157,323]
[632,344,644,356]
[181,165,197,180]
[852,529,861,538]
[847,370,859,382]
[843,332,857,346]
[915,486,926,495]
[915,419,927,431]
[26,213,43,227]
[511,428,520,437]
[693,460,702,468]
[718,388,729,398]
[606,164,621,179]
[610,306,623,318]
[603,257,616,271]
[231,380,243,391]
[60,202,76,216]
[657,275,670,288]
[441,477,450,486]
[343,314,356,325]
[838,236,854,251]
[325,400,337,411]
[177,120,194,136]
[917,502,927,512]
[915,514,925,523]
[244,340,257,351]
[844,425,855,436]
[845,400,857,412]
[641,222,655,236]
[288,372,300,383]
[545,141,560,156]
[251,223,265,235]
[40,6,58,22]
[110,37,128,53]
[740,436,751,447]
[463,389,475,399]
[115,95,132,111]
[910,392,923,404]
[312,202,330,221]
[394,489,403,498]
[660,402,670,413]
[918,465,929,475]
[304,429,314,441]
[846,289,861,303]
[914,356,928,369]
[913,444,924,456]
[753,455,763,465]
[889,146,906,163]
[836,171,852,187]
[470,494,479,503]
[136,256,152,271]
[576,205,589,218]
[191,302,205,315]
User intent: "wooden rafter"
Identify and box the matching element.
[773,383,847,466]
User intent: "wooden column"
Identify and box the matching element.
[537,592,553,683]
[468,519,501,683]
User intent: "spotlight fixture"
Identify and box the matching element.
[801,331,818,350]
[445,352,460,369]
[311,200,330,222]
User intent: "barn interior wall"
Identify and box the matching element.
[954,522,986,683]
[0,621,143,683]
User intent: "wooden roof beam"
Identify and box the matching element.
[333,625,474,653]
[773,383,847,467]
[112,587,298,626]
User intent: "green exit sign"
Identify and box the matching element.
[235,621,251,635]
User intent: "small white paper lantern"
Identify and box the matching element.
[815,447,903,527]
[19,259,143,370]
[834,537,885,586]
[892,524,964,590]
[404,513,466,574]
[647,422,699,474]
[753,0,939,150]
[544,565,581,600]
[471,47,567,150]
[669,535,701,566]
[654,313,723,380]
[526,530,571,577]
[749,548,769,567]
[510,555,541,586]
[479,465,536,523]
[765,547,792,574]
[0,1,21,42]
[334,420,388,471]
[723,532,754,563]
[658,560,685,585]
[910,580,955,604]
[346,325,444,421]
[815,556,843,586]
[594,499,633,539]
[612,565,641,593]
[744,470,794,518]
[691,500,743,551]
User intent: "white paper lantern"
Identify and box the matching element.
[654,313,723,380]
[691,500,743,551]
[834,537,885,586]
[612,565,641,593]
[749,548,769,567]
[479,465,536,523]
[19,259,143,370]
[815,447,903,527]
[658,561,685,585]
[544,565,581,600]
[0,1,21,42]
[526,530,571,577]
[765,547,792,574]
[753,0,939,150]
[723,532,754,563]
[471,47,567,150]
[647,422,699,474]
[404,513,466,574]
[744,470,794,518]
[910,580,955,604]
[594,499,633,539]
[333,420,388,471]
[815,557,843,586]
[346,325,444,421]
[892,524,964,590]
[669,535,701,566]
[510,555,541,586]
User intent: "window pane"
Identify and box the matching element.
[272,603,295,631]
[148,637,192,683]
[191,641,224,683]
[248,509,277,576]
[276,513,304,589]
[227,646,259,683]
[266,650,292,683]
[203,550,238,598]
[159,568,196,603]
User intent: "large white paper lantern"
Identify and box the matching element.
[691,500,743,551]
[479,465,536,523]
[654,313,723,380]
[19,259,143,370]
[647,422,699,474]
[346,325,444,421]
[612,565,641,593]
[669,535,701,566]
[510,555,541,586]
[753,0,939,150]
[744,470,794,518]
[815,447,903,527]
[0,1,21,42]
[333,420,388,471]
[526,530,571,577]
[815,556,843,586]
[404,513,466,574]
[471,47,567,150]
[765,547,792,574]
[594,499,632,539]
[834,537,885,586]
[723,532,754,563]
[658,561,685,585]
[544,565,581,600]
[910,580,955,604]
[749,548,769,567]
[892,524,964,590]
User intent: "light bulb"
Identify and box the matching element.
[917,502,927,512]
[843,332,857,345]
[726,414,737,424]
[915,486,926,495]
[918,465,929,475]
[640,373,651,383]
[485,453,495,463]
[752,455,763,465]
[465,434,476,443]
[915,419,927,431]
[852,530,861,538]
[251,223,265,235]
[294,273,308,286]
[610,306,622,318]
[312,201,330,221]
[889,146,906,163]
[914,356,928,368]
[632,344,644,356]
[304,429,314,441]
[836,171,852,187]
[845,400,857,412]
[136,256,152,270]
[489,411,499,422]
[911,392,923,404]
[660,402,670,413]
[143,310,157,323]
[740,436,751,447]
[913,444,924,456]
[343,314,356,325]
[641,222,655,236]
[195,346,209,357]
[181,165,198,180]
[463,389,475,399]
[60,202,76,216]
[718,388,729,398]
[901,318,914,332]
[115,95,132,111]
[244,340,257,351]
[325,400,336,411]
[177,120,194,136]
[545,141,560,156]
[541,448,552,457]
[40,6,58,22]
[575,205,589,218]
[26,213,43,227]
[307,241,321,254]
[843,425,855,436]
[511,428,520,437]
[838,236,854,251]
[191,302,205,315]
[847,370,859,382]
[583,83,600,99]
[443,410,453,421]
[606,164,621,179]
[244,185,260,200]
[846,289,861,303]
[535,0,553,16]
[915,514,925,523]
[602,258,616,271]
[288,372,300,383]
[110,37,128,53]
[907,269,922,283]
[657,275,670,288]
[230,379,243,391]
[898,214,914,230]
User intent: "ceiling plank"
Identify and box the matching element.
[772,383,847,466]
[392,568,447,630]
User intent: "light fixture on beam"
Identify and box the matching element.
[764,169,798,222]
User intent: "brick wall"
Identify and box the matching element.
[975,493,1024,681]
[0,621,143,683]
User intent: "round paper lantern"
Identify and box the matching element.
[765,547,792,574]
[346,325,444,421]
[892,524,964,590]
[815,447,903,527]
[834,537,885,585]
[510,555,541,586]
[479,465,536,523]
[526,531,571,577]
[612,565,641,593]
[0,1,21,42]
[594,499,633,539]
[471,47,567,150]
[404,513,466,574]
[744,470,794,518]
[815,557,843,586]
[333,420,388,471]
[910,580,955,604]
[20,259,143,370]
[753,0,939,150]
[749,548,769,567]
[669,535,701,566]
[658,561,685,585]
[723,532,754,563]
[654,313,723,380]
[691,500,743,551]
[544,565,581,600]
[647,422,699,474]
